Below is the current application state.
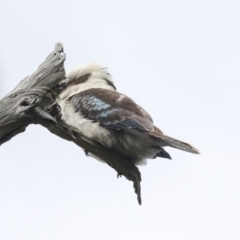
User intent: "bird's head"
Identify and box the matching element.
[58,63,116,100]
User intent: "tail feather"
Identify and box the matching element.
[161,135,200,154]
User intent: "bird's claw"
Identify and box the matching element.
[117,173,122,178]
[84,150,89,156]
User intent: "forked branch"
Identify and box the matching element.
[0,43,142,204]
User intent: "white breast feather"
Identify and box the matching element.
[59,101,115,148]
[57,64,116,148]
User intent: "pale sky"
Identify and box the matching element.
[0,1,240,239]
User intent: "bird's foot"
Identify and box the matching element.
[84,150,89,156]
[117,172,122,178]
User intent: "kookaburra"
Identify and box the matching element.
[57,63,199,166]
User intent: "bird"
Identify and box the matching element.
[57,63,199,166]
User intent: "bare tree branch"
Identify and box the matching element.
[0,43,65,145]
[0,43,142,205]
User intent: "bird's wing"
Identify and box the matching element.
[69,88,199,154]
[70,88,154,133]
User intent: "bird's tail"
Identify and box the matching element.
[161,134,199,154]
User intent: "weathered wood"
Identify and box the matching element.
[0,43,65,145]
[0,43,142,205]
[34,96,142,204]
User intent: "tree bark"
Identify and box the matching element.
[0,43,142,205]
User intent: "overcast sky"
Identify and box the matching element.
[1,1,240,239]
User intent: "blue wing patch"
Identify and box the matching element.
[70,89,154,132]
[80,95,110,111]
